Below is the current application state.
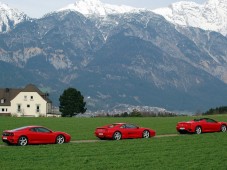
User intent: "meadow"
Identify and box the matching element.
[0,115,227,169]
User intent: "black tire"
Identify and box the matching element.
[221,125,227,132]
[18,136,28,146]
[179,131,186,134]
[142,130,150,138]
[5,141,13,146]
[56,135,65,144]
[99,138,105,140]
[195,126,202,134]
[112,131,122,140]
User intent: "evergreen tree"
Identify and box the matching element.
[59,88,86,117]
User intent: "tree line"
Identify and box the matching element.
[58,88,178,117]
[59,87,227,117]
[203,106,227,115]
[96,109,177,117]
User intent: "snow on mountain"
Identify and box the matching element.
[59,0,142,16]
[153,0,227,36]
[0,2,28,33]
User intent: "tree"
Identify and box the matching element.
[129,109,142,117]
[59,88,86,117]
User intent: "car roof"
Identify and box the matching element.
[24,125,44,128]
[13,125,44,130]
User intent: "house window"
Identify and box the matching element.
[27,104,30,108]
[31,96,33,100]
[17,104,21,112]
[2,108,4,112]
[1,98,5,104]
[6,108,7,112]
[36,105,40,113]
[24,96,27,101]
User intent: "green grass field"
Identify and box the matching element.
[0,115,227,169]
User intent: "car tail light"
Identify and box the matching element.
[97,128,107,133]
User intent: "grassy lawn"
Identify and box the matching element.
[0,115,227,169]
[0,115,227,141]
[1,133,227,169]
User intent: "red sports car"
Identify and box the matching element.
[2,126,71,146]
[176,118,227,134]
[95,123,156,140]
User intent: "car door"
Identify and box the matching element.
[124,124,138,138]
[28,128,40,144]
[30,127,55,144]
[205,119,220,132]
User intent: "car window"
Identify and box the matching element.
[205,118,217,123]
[125,124,137,129]
[120,125,126,129]
[30,128,38,132]
[36,127,51,133]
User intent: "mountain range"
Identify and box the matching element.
[154,0,227,36]
[0,0,227,113]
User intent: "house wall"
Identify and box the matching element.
[10,92,51,117]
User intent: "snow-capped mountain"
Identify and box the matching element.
[59,0,142,16]
[1,0,227,113]
[153,0,227,36]
[1,9,227,112]
[0,2,29,33]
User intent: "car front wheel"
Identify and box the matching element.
[195,126,202,134]
[113,131,122,140]
[18,136,28,146]
[221,125,226,132]
[142,130,150,138]
[56,135,65,144]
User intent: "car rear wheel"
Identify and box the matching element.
[142,130,150,138]
[221,125,226,132]
[113,131,122,140]
[18,136,28,146]
[195,126,202,134]
[56,135,65,144]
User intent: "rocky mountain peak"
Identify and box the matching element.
[59,0,140,16]
[153,0,227,36]
[0,2,29,32]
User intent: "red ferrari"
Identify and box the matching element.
[2,126,71,146]
[95,123,156,140]
[176,118,227,134]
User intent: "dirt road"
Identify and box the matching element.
[0,133,180,146]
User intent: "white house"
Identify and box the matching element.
[0,84,52,117]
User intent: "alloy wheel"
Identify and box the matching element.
[18,136,28,146]
[56,135,65,144]
[143,130,150,138]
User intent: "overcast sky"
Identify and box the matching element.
[1,0,207,18]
